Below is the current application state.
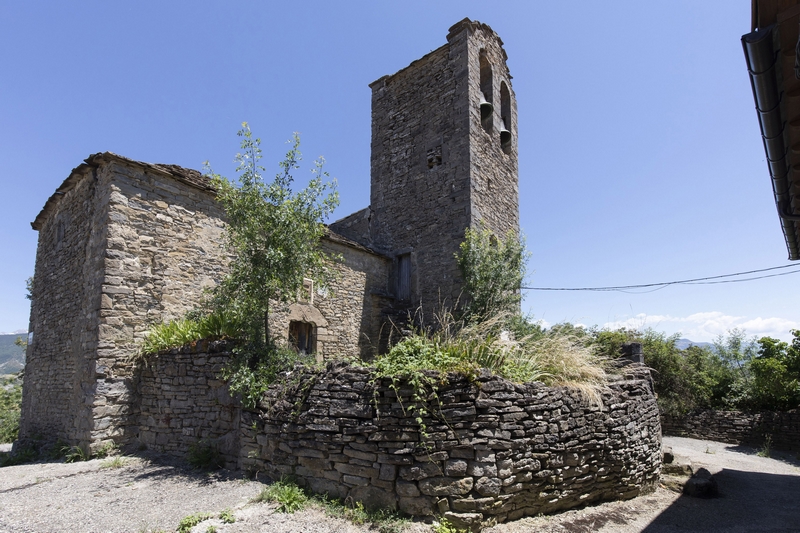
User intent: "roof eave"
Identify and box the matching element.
[742,24,800,260]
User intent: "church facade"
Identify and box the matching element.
[19,18,519,452]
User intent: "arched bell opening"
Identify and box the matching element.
[500,81,513,153]
[479,50,493,133]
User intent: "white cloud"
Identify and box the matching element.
[601,312,800,343]
[0,329,27,335]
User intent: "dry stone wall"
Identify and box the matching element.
[241,363,661,529]
[137,341,239,467]
[662,409,800,452]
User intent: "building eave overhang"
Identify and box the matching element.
[744,1,800,260]
[31,152,214,231]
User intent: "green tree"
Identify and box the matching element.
[750,334,800,410]
[590,327,735,416]
[206,124,339,366]
[456,224,528,323]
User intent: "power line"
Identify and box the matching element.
[522,264,800,292]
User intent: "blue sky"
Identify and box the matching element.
[1,1,797,342]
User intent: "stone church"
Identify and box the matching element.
[19,19,519,451]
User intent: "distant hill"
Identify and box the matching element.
[0,334,26,374]
[675,338,713,351]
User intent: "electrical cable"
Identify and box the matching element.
[522,264,800,292]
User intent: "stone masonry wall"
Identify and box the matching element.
[367,20,519,320]
[466,22,518,239]
[662,409,800,452]
[21,165,107,447]
[270,235,392,360]
[240,364,662,530]
[368,27,473,313]
[137,342,239,467]
[94,158,228,449]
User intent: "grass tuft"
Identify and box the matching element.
[253,478,308,513]
[101,456,127,469]
[757,435,772,458]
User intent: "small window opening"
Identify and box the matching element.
[427,146,442,169]
[479,51,493,133]
[56,219,65,245]
[500,81,512,153]
[397,254,411,301]
[289,321,316,355]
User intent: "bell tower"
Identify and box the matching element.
[367,19,519,316]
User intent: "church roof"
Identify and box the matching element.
[32,152,213,230]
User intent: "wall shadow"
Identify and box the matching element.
[722,443,800,469]
[641,468,800,532]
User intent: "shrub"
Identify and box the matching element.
[0,374,22,443]
[374,313,608,402]
[456,224,528,323]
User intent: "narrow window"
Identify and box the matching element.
[397,254,411,301]
[298,278,314,304]
[479,51,493,133]
[56,218,65,246]
[289,321,316,354]
[500,81,512,153]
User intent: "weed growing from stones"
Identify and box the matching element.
[253,478,308,513]
[176,512,213,533]
[317,494,408,533]
[433,517,468,533]
[757,435,773,458]
[218,508,235,524]
[62,445,89,463]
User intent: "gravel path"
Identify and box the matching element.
[1,436,798,533]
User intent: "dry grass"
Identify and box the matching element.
[377,310,610,406]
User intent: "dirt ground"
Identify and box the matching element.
[0,436,798,533]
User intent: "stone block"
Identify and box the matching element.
[475,476,502,497]
[399,496,435,516]
[399,462,442,481]
[343,474,371,487]
[418,476,473,496]
[379,463,397,481]
[445,459,468,476]
[396,480,420,497]
[443,512,483,533]
[349,486,397,511]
